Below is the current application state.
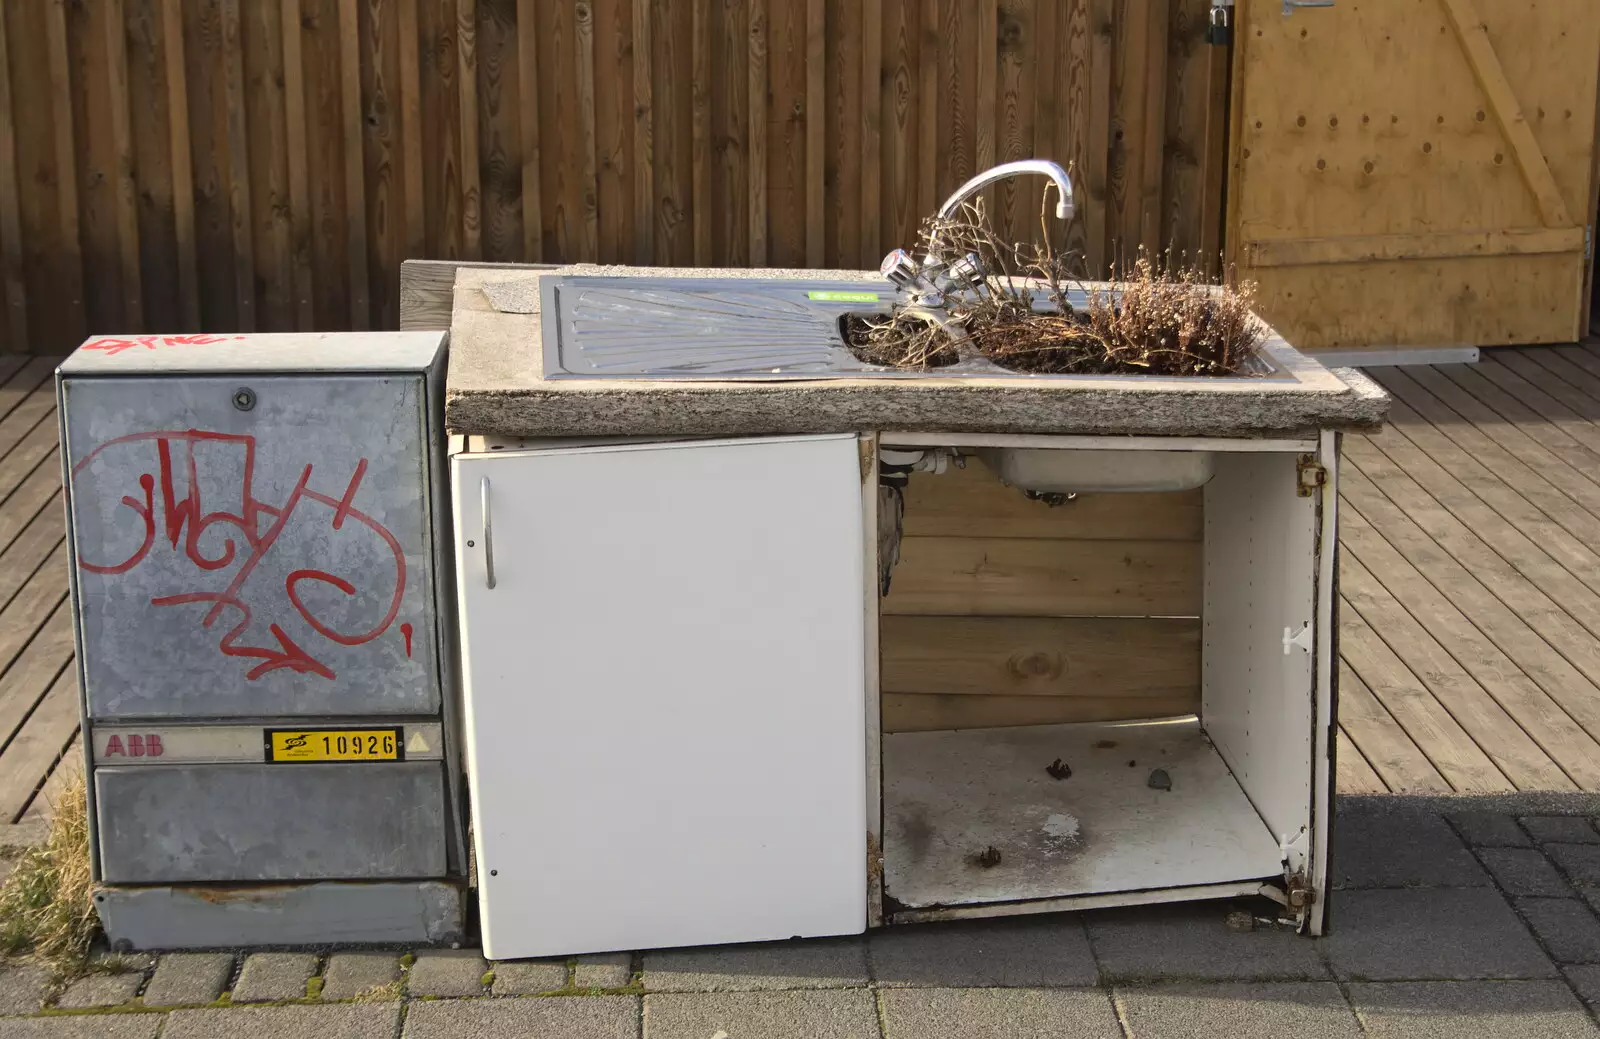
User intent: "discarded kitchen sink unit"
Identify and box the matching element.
[446,262,1384,960]
[58,332,466,950]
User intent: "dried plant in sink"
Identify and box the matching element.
[845,191,1267,377]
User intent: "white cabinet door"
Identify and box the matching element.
[453,434,868,958]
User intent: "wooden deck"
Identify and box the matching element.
[4,347,1600,824]
[0,356,81,828]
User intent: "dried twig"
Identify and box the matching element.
[844,193,1265,377]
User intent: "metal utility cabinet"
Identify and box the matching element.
[59,332,465,949]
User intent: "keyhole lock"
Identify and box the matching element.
[232,387,256,412]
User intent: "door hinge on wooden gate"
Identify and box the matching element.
[1296,454,1327,497]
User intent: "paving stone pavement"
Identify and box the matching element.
[0,796,1597,1036]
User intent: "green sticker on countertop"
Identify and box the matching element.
[807,290,880,303]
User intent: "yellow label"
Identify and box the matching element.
[266,728,401,763]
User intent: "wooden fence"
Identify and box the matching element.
[0,0,1227,354]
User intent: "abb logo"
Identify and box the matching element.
[103,734,164,758]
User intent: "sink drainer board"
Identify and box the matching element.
[539,275,1291,382]
[881,717,1285,910]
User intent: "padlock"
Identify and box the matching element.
[1206,3,1232,45]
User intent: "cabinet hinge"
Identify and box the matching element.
[1296,454,1327,497]
[1286,872,1318,909]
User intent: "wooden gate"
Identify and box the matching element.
[1225,0,1600,352]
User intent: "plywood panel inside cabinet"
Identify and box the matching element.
[900,464,1203,540]
[881,616,1199,699]
[882,692,1199,733]
[882,536,1202,618]
[880,463,1204,733]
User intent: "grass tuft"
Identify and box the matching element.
[350,980,402,1003]
[0,768,98,976]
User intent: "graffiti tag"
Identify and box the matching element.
[72,430,408,681]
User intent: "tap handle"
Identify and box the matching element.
[880,248,922,289]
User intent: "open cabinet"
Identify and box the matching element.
[452,429,1337,959]
[871,433,1336,934]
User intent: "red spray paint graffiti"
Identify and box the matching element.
[81,334,247,356]
[72,431,408,681]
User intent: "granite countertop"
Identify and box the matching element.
[445,265,1389,439]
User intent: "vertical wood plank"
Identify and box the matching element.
[1138,0,1167,259]
[825,0,860,268]
[859,0,881,266]
[917,0,938,218]
[1061,0,1089,263]
[337,0,368,327]
[243,0,294,332]
[594,0,633,262]
[476,0,519,261]
[574,0,599,261]
[937,0,974,207]
[1035,0,1066,255]
[690,0,711,264]
[362,0,405,327]
[1161,0,1224,273]
[0,8,28,351]
[536,2,576,261]
[649,0,690,264]
[804,0,824,266]
[182,0,236,331]
[995,0,1030,243]
[104,0,144,331]
[458,0,482,259]
[398,0,426,262]
[122,0,178,332]
[280,0,314,328]
[882,0,917,252]
[765,0,805,266]
[975,0,996,217]
[1086,0,1112,273]
[513,0,543,260]
[746,0,765,265]
[220,0,256,331]
[632,0,654,263]
[160,0,201,329]
[1108,0,1148,268]
[301,0,347,328]
[45,0,86,343]
[712,0,746,265]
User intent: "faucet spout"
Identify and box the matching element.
[937,159,1075,223]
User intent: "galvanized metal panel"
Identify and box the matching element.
[63,374,440,718]
[94,763,448,883]
[94,880,465,950]
[59,331,448,376]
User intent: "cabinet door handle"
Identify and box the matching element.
[480,476,497,590]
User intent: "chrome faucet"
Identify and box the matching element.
[881,159,1075,306]
[937,159,1074,223]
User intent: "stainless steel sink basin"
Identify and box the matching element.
[538,274,1290,382]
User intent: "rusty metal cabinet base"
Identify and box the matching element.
[93,881,465,951]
